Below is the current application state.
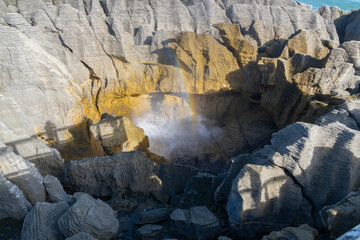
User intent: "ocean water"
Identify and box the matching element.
[298,0,360,10]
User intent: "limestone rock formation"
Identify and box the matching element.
[90,113,149,155]
[336,224,360,240]
[0,1,359,239]
[159,163,199,198]
[280,30,331,59]
[262,224,318,240]
[0,168,31,220]
[345,14,360,41]
[43,175,71,203]
[0,141,46,204]
[0,0,349,170]
[170,209,195,239]
[170,206,221,240]
[135,224,163,240]
[21,201,69,240]
[227,163,312,238]
[190,206,222,240]
[172,172,218,208]
[64,151,161,196]
[135,208,170,225]
[65,232,97,240]
[321,190,360,238]
[58,194,119,239]
[226,102,360,237]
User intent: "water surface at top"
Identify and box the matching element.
[298,0,360,10]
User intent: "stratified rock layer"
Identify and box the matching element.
[21,201,69,240]
[0,168,31,220]
[0,141,45,204]
[58,194,119,240]
[90,113,149,155]
[64,151,161,196]
[0,0,354,171]
[226,101,360,237]
[321,190,360,238]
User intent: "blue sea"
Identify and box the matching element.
[298,0,360,10]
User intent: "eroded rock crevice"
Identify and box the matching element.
[0,1,360,239]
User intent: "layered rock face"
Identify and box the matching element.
[1,0,358,172]
[226,100,360,238]
[0,0,360,240]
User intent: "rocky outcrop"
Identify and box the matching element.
[337,224,360,240]
[227,163,313,238]
[0,2,359,239]
[345,13,360,41]
[321,190,360,238]
[135,224,163,240]
[135,208,170,225]
[0,141,46,204]
[90,113,149,155]
[170,206,221,240]
[58,194,119,240]
[21,201,69,240]
[190,206,222,240]
[0,168,31,220]
[262,224,318,240]
[65,232,97,240]
[280,29,332,59]
[64,151,161,196]
[0,0,351,170]
[43,175,71,203]
[226,101,360,237]
[172,172,219,208]
[170,209,195,239]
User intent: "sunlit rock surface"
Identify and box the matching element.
[0,1,359,238]
[0,141,45,204]
[0,168,31,220]
[90,113,149,155]
[0,0,356,171]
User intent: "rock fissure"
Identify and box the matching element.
[279,165,317,226]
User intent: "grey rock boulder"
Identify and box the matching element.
[90,113,149,155]
[227,163,312,238]
[159,163,199,199]
[326,41,360,76]
[58,194,119,240]
[345,14,360,41]
[321,190,360,238]
[0,168,31,220]
[337,224,360,240]
[218,237,232,240]
[64,151,161,196]
[135,224,163,240]
[227,106,360,237]
[0,142,46,204]
[215,154,258,204]
[190,206,222,240]
[65,232,97,240]
[21,201,69,240]
[170,209,194,240]
[44,175,71,203]
[135,208,170,225]
[269,122,360,226]
[261,224,318,240]
[173,172,217,208]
